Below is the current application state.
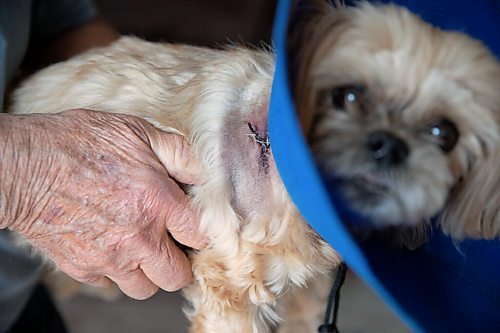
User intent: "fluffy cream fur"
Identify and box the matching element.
[8,1,499,332]
[9,38,338,332]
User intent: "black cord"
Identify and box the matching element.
[318,262,348,333]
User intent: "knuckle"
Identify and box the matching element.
[68,270,97,283]
[163,273,190,292]
[142,286,160,299]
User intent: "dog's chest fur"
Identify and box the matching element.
[10,37,337,332]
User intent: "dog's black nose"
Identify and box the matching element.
[366,131,409,166]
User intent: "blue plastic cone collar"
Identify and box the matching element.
[268,0,500,331]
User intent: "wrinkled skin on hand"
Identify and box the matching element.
[0,109,206,299]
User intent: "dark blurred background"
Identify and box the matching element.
[94,0,277,46]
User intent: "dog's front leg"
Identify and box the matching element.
[184,248,278,333]
[276,273,333,333]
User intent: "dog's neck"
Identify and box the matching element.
[221,98,279,223]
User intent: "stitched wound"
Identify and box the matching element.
[247,122,271,172]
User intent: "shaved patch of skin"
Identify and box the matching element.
[222,102,277,221]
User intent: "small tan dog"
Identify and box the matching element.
[10,36,338,333]
[8,1,499,332]
[288,1,499,239]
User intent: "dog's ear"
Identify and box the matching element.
[287,0,351,138]
[439,56,500,240]
[440,147,500,239]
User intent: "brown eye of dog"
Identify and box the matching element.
[331,85,365,112]
[426,118,460,152]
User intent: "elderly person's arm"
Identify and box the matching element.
[0,110,206,299]
[1,1,205,300]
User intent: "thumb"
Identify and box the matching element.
[145,127,207,248]
[148,130,202,185]
[164,185,207,250]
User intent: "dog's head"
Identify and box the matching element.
[288,1,500,239]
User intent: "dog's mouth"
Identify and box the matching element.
[339,173,389,206]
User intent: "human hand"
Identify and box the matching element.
[0,109,206,299]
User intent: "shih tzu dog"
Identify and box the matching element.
[8,1,499,332]
[10,34,338,333]
[288,1,499,240]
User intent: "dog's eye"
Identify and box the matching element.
[331,85,365,112]
[425,118,460,152]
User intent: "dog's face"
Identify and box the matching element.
[289,2,500,237]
